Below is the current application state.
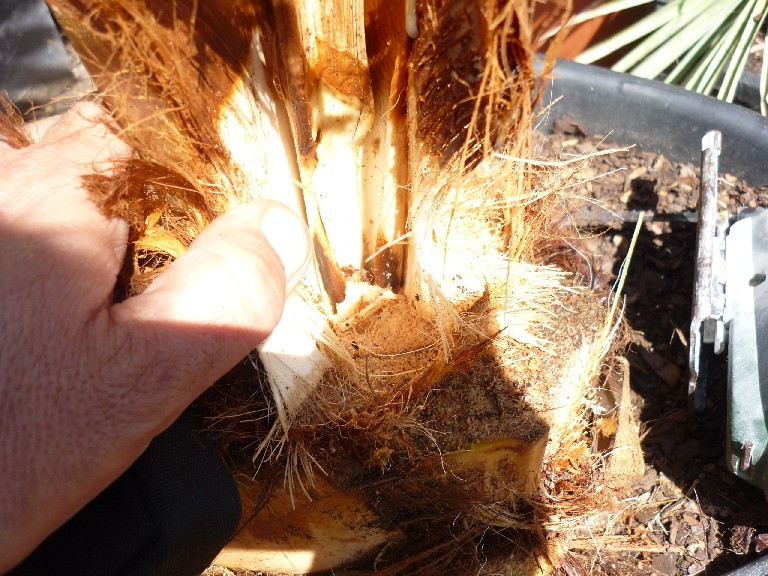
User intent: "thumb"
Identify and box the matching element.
[111,200,310,408]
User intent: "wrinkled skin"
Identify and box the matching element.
[0,102,310,571]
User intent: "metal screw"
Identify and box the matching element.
[740,441,754,473]
[749,273,766,287]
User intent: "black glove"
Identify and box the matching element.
[9,414,241,576]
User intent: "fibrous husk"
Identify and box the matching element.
[37,0,645,574]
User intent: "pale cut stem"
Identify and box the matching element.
[272,0,374,308]
[361,0,410,289]
[216,29,305,217]
[258,290,333,435]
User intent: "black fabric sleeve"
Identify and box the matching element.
[9,414,241,576]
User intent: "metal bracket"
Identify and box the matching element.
[688,131,727,412]
[685,131,768,495]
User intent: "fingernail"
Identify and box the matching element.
[257,201,311,291]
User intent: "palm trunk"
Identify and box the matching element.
[43,1,642,574]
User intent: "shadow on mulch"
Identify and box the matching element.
[552,115,768,574]
[611,193,768,575]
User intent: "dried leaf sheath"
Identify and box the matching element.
[47,1,341,479]
[273,0,412,309]
[48,1,303,292]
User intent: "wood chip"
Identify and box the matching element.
[731,525,755,555]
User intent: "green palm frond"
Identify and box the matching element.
[572,0,768,113]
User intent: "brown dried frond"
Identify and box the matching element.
[52,0,258,168]
[0,93,34,149]
[48,0,272,292]
[409,0,541,172]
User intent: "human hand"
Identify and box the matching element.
[0,101,310,571]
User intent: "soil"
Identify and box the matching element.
[545,116,768,576]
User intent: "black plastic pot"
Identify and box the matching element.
[0,0,77,113]
[734,70,763,113]
[540,59,768,189]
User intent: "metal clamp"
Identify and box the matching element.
[688,131,727,412]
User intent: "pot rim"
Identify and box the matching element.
[538,58,768,188]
